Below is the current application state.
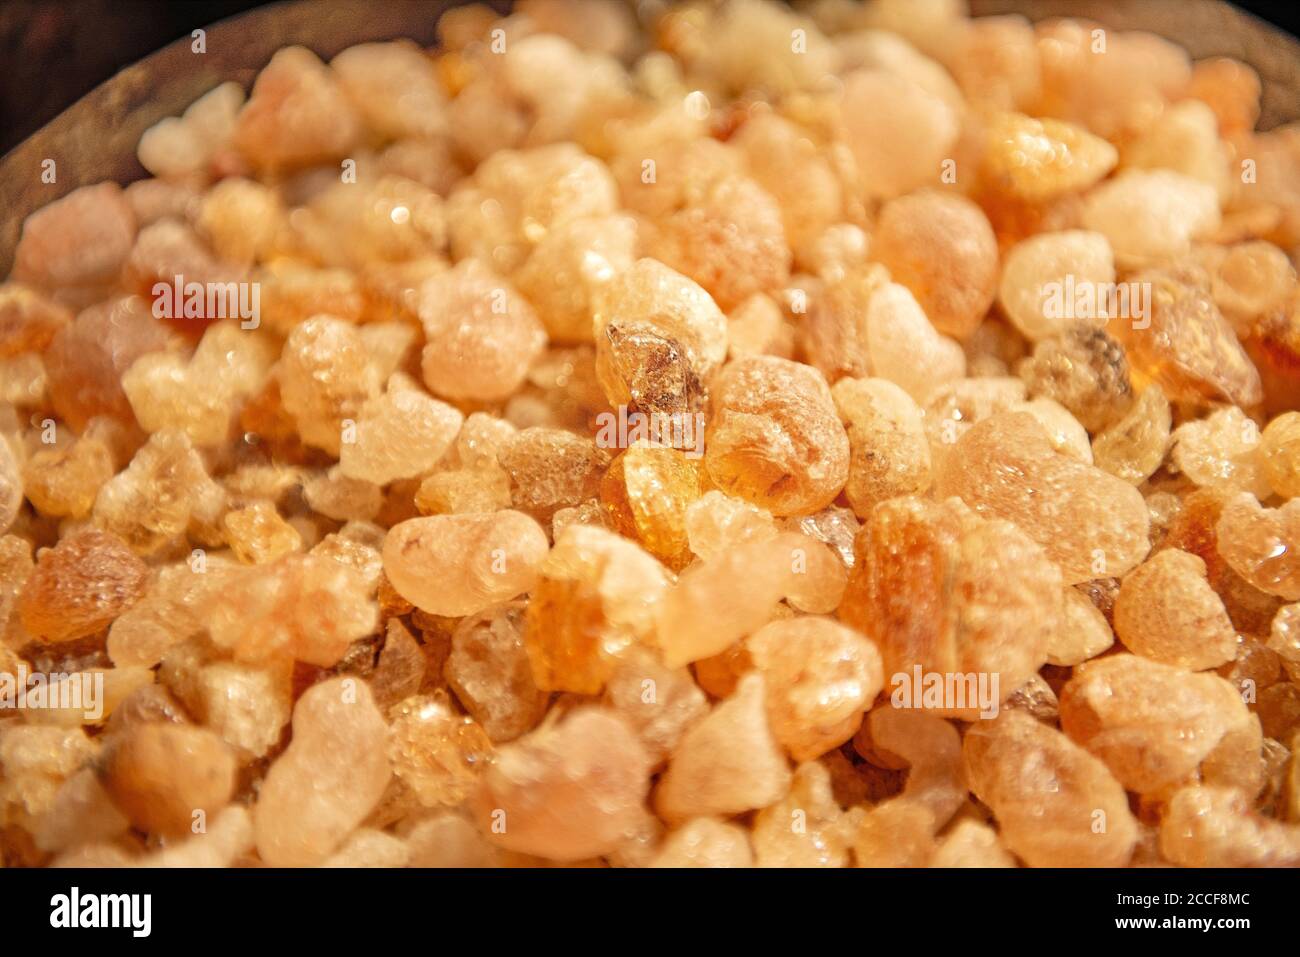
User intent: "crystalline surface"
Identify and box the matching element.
[935,412,1150,583]
[1060,654,1251,795]
[19,528,148,643]
[840,496,1059,718]
[963,711,1138,867]
[705,356,849,517]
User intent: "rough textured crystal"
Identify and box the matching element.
[523,524,669,693]
[593,258,727,414]
[936,412,1150,583]
[981,113,1117,202]
[963,711,1138,867]
[446,602,550,742]
[13,183,136,293]
[840,496,1059,718]
[1018,326,1134,432]
[1113,549,1239,669]
[748,617,883,761]
[1116,265,1262,408]
[1060,654,1251,795]
[706,356,849,516]
[600,444,701,571]
[832,377,931,518]
[997,230,1114,341]
[339,375,463,485]
[871,190,998,339]
[19,527,148,643]
[387,691,494,807]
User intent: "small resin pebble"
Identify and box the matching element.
[1018,326,1134,432]
[705,356,850,516]
[936,412,1150,583]
[1159,786,1300,867]
[1060,654,1251,795]
[524,524,669,693]
[871,190,998,339]
[1113,549,1239,669]
[1116,265,1262,409]
[471,708,651,862]
[446,602,550,742]
[655,674,791,822]
[418,259,547,403]
[233,46,361,172]
[997,230,1114,341]
[101,723,236,837]
[1171,405,1269,498]
[254,677,390,867]
[963,711,1138,867]
[19,527,148,643]
[339,375,464,485]
[1081,170,1220,268]
[1216,494,1300,601]
[593,258,727,416]
[382,512,549,617]
[840,496,1059,718]
[832,377,932,518]
[747,617,883,761]
[13,184,137,293]
[1091,386,1171,486]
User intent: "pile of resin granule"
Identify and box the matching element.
[5,0,1300,868]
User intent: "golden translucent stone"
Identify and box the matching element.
[601,444,702,571]
[964,711,1138,867]
[1060,654,1250,795]
[18,527,148,643]
[1114,265,1262,408]
[387,691,495,807]
[523,525,669,694]
[840,496,1060,718]
[446,602,549,742]
[981,112,1117,202]
[222,501,303,565]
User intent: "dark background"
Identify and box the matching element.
[2,0,1299,156]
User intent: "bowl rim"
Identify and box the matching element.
[2,0,1298,275]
